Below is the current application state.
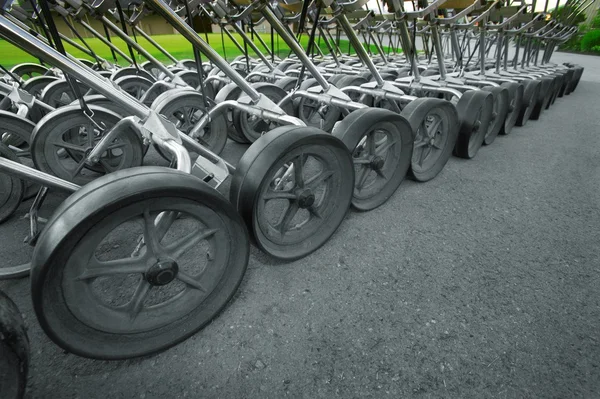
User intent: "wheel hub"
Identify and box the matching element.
[145,259,179,286]
[296,188,315,208]
[370,155,385,170]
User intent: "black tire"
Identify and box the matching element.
[114,75,154,101]
[31,167,249,359]
[152,88,228,156]
[0,290,29,399]
[453,90,493,159]
[337,75,372,110]
[0,112,40,200]
[499,82,524,135]
[529,77,553,121]
[22,76,59,99]
[230,126,353,260]
[401,98,460,182]
[10,62,48,80]
[567,66,583,93]
[296,79,341,132]
[273,76,298,92]
[482,86,509,145]
[0,143,24,224]
[213,83,248,144]
[515,79,541,127]
[41,79,90,108]
[558,69,574,97]
[547,74,563,108]
[31,105,144,185]
[332,108,413,210]
[233,83,295,142]
[110,67,155,82]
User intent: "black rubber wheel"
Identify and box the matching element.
[21,76,59,99]
[114,75,154,101]
[558,69,574,97]
[337,75,372,110]
[110,67,155,82]
[31,166,249,359]
[547,74,563,108]
[10,63,48,80]
[273,76,298,93]
[499,82,524,135]
[401,98,460,182]
[567,66,583,93]
[0,112,39,200]
[529,77,553,121]
[41,79,90,108]
[515,79,541,127]
[453,90,493,159]
[230,126,354,260]
[233,83,295,142]
[152,88,228,156]
[296,79,341,132]
[174,70,201,89]
[0,143,24,224]
[0,290,29,399]
[332,108,413,211]
[213,82,248,144]
[31,105,144,185]
[482,86,509,145]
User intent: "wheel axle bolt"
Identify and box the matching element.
[296,188,315,209]
[146,259,179,286]
[370,156,385,170]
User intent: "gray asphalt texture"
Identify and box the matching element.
[1,52,599,398]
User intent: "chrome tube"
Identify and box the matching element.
[0,157,79,193]
[257,2,331,90]
[0,15,150,119]
[145,0,261,101]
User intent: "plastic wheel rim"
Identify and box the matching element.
[62,198,231,335]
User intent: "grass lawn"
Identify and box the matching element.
[0,32,396,68]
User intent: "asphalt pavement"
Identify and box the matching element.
[1,51,599,398]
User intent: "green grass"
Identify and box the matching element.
[0,32,396,68]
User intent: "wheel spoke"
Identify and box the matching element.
[143,209,163,256]
[353,156,371,165]
[75,256,147,281]
[375,168,387,180]
[276,202,300,235]
[414,139,428,149]
[427,117,443,137]
[176,271,207,292]
[293,154,305,188]
[99,158,118,173]
[376,139,397,156]
[50,140,86,152]
[69,157,88,180]
[263,190,297,201]
[125,278,151,321]
[305,169,334,190]
[431,137,444,150]
[355,165,371,190]
[167,228,219,259]
[418,146,432,167]
[308,205,322,219]
[367,132,376,155]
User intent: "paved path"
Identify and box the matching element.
[1,52,599,398]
